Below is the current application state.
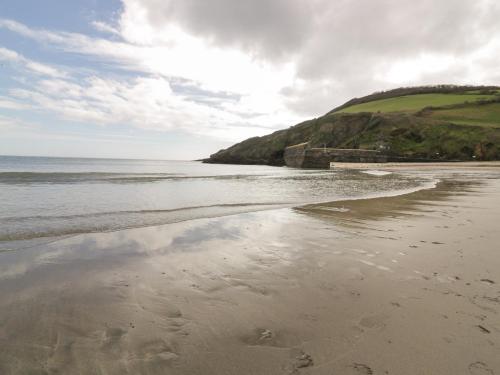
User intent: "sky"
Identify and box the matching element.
[1,0,499,160]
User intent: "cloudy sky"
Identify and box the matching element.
[1,0,499,159]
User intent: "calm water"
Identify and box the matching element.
[0,155,434,250]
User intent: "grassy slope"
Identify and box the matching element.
[347,114,500,160]
[333,90,500,160]
[428,102,500,128]
[337,93,496,114]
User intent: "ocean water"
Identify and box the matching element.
[0,155,434,251]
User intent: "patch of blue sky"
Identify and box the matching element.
[0,0,122,35]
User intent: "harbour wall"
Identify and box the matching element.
[284,143,388,168]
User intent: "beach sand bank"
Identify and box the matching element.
[1,173,500,374]
[331,160,500,170]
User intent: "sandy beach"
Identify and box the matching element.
[1,169,500,375]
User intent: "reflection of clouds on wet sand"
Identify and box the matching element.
[0,209,300,284]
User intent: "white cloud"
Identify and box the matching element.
[0,18,295,95]
[91,21,120,35]
[0,113,40,132]
[113,0,500,114]
[0,96,31,110]
[0,46,18,60]
[0,18,304,143]
[375,54,458,85]
[6,68,297,142]
[0,46,66,78]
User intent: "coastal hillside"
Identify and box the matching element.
[205,85,500,165]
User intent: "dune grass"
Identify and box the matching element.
[338,93,497,114]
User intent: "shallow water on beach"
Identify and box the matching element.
[0,155,435,250]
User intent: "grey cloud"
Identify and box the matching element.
[170,77,241,108]
[131,0,320,60]
[295,0,492,80]
[132,0,500,115]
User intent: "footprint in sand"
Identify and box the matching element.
[471,295,499,313]
[165,306,182,318]
[352,363,374,375]
[287,349,314,374]
[294,352,313,369]
[240,328,280,347]
[477,325,491,334]
[469,361,494,375]
[101,327,126,349]
[358,259,392,272]
[129,339,179,367]
[359,314,388,329]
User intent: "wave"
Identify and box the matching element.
[0,172,270,185]
[0,202,289,222]
[297,178,439,212]
[361,170,393,176]
[0,171,343,185]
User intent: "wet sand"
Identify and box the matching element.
[1,173,500,374]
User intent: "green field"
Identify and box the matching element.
[337,93,496,114]
[430,102,500,128]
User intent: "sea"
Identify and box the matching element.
[0,155,436,251]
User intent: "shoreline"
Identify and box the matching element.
[1,169,437,251]
[1,172,499,374]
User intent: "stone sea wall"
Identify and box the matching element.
[284,144,388,168]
